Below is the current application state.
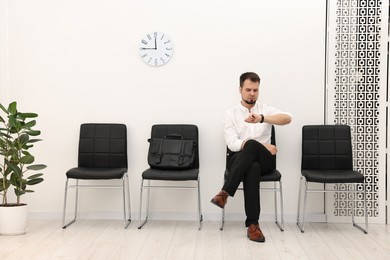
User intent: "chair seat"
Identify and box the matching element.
[66,167,127,179]
[260,169,282,182]
[224,169,281,182]
[142,168,199,181]
[302,170,364,183]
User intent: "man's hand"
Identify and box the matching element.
[245,113,261,124]
[263,143,277,155]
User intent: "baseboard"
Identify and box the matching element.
[29,211,327,223]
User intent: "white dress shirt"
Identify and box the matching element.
[223,102,292,152]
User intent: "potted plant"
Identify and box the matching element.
[0,101,46,235]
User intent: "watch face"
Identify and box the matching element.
[139,32,174,67]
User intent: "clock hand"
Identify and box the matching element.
[154,37,157,50]
[141,48,156,50]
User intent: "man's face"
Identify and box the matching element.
[240,79,259,105]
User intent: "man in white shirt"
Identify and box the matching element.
[211,72,292,242]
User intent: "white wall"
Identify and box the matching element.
[1,0,325,222]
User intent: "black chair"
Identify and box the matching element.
[138,124,203,230]
[62,123,131,229]
[220,125,284,231]
[297,125,368,233]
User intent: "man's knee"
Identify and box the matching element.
[243,139,261,151]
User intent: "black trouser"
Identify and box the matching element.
[222,140,274,227]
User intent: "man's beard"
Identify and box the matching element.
[242,98,256,105]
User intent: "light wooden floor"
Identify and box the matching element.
[0,220,389,259]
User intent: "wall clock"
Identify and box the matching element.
[139,32,174,67]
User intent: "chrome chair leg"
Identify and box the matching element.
[297,177,308,233]
[296,176,303,229]
[122,174,131,229]
[352,182,368,234]
[197,178,203,230]
[138,179,152,229]
[62,179,79,229]
[138,179,147,229]
[275,180,284,231]
[220,207,225,230]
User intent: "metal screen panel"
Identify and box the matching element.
[327,0,387,222]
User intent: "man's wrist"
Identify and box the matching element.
[260,114,264,123]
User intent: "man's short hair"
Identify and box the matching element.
[240,72,261,87]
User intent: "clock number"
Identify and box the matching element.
[165,53,170,57]
[141,53,148,58]
[166,47,172,51]
[148,57,152,63]
[164,40,170,44]
[141,40,148,45]
[160,34,165,40]
[154,59,158,66]
[147,34,152,41]
[160,58,165,64]
[154,32,158,38]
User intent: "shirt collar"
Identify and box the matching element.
[239,102,258,113]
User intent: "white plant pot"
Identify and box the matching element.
[0,204,28,235]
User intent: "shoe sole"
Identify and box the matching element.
[210,198,225,209]
[247,234,265,243]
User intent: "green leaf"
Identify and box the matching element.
[18,133,30,145]
[22,150,31,156]
[26,130,41,136]
[8,116,22,132]
[27,164,47,171]
[0,178,10,191]
[20,155,34,164]
[22,144,33,150]
[27,178,43,185]
[21,120,37,129]
[27,139,42,144]
[5,160,22,175]
[8,101,17,114]
[19,113,38,118]
[10,174,20,187]
[14,189,26,196]
[27,173,43,179]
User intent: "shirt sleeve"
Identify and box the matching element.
[223,109,245,152]
[265,104,293,118]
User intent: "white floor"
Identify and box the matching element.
[0,220,389,259]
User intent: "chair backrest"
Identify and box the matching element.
[301,125,353,171]
[78,123,127,168]
[226,125,276,169]
[150,124,199,169]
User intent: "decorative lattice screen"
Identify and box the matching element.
[333,0,382,218]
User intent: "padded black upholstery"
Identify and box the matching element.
[138,124,202,229]
[143,168,199,180]
[224,163,282,182]
[66,124,127,180]
[62,123,131,229]
[301,125,364,183]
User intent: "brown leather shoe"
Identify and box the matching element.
[247,224,265,242]
[210,190,229,208]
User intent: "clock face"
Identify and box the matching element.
[139,32,174,67]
